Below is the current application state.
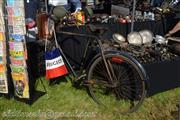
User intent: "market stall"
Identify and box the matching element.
[0,0,180,114]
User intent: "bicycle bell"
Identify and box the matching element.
[139,30,153,44]
[112,33,126,44]
[127,32,143,46]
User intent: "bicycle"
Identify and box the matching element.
[38,5,148,114]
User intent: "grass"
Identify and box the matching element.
[0,77,180,120]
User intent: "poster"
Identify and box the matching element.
[0,72,8,93]
[11,72,29,98]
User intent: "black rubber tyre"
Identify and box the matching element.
[87,51,147,114]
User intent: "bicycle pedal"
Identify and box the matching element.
[76,74,86,81]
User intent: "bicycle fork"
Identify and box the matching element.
[97,40,117,84]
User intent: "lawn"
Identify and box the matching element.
[0,77,180,120]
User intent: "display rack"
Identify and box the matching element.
[0,1,8,94]
[6,0,29,99]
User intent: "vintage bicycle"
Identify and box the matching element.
[37,5,148,114]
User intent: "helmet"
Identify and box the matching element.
[127,32,143,46]
[53,6,68,19]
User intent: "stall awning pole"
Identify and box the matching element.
[45,0,48,13]
[131,0,136,32]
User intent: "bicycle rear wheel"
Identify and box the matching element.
[87,51,147,114]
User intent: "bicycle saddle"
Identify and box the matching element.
[88,24,108,36]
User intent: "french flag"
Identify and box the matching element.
[45,48,68,79]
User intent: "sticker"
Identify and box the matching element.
[0,57,6,64]
[0,32,4,41]
[6,6,13,16]
[0,17,4,25]
[0,71,8,94]
[14,42,24,51]
[9,34,25,42]
[0,26,5,32]
[7,0,15,6]
[10,64,25,73]
[9,41,14,50]
[0,64,5,72]
[10,50,24,57]
[8,26,13,34]
[14,7,24,17]
[10,57,25,66]
[9,41,24,51]
[13,16,25,25]
[13,25,26,34]
[0,41,4,56]
[14,1,24,7]
[0,8,3,17]
[8,16,13,25]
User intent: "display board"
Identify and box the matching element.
[0,1,8,94]
[6,0,29,99]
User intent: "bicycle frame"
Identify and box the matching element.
[56,30,114,84]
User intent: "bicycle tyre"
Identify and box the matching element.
[87,51,147,114]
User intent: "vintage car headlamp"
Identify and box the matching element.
[127,32,143,46]
[139,30,153,44]
[112,33,126,44]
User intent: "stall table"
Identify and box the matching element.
[55,20,180,96]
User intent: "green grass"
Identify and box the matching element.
[0,77,180,120]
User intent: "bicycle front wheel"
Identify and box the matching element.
[87,52,147,114]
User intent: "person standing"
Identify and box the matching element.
[48,0,82,13]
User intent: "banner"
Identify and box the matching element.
[45,48,68,79]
